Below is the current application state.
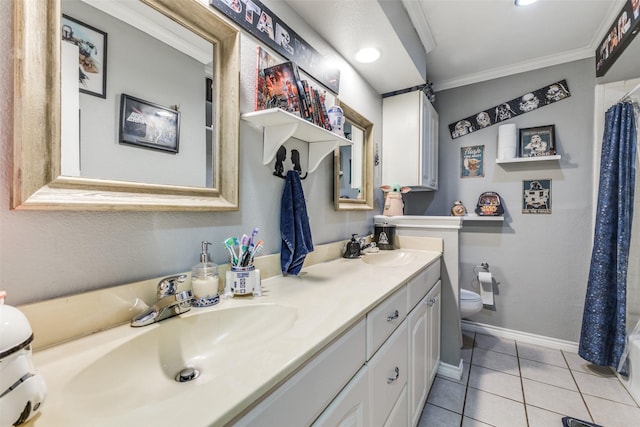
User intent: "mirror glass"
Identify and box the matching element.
[12,0,240,210]
[334,101,374,211]
[61,0,214,188]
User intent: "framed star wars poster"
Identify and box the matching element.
[519,125,556,157]
[460,145,484,178]
[523,179,552,214]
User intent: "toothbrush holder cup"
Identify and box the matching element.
[225,266,261,298]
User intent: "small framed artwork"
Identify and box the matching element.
[522,179,552,214]
[118,94,181,154]
[61,15,108,98]
[460,145,484,178]
[519,125,556,157]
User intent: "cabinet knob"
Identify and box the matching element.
[386,309,400,321]
[387,367,400,384]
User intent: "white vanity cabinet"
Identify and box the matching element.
[369,320,409,426]
[382,90,438,190]
[426,281,442,386]
[235,319,367,427]
[237,258,441,427]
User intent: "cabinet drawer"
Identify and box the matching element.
[407,258,440,312]
[368,321,408,427]
[236,318,366,427]
[367,286,407,359]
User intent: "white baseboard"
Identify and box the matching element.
[437,359,464,381]
[461,320,579,353]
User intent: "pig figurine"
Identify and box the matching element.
[380,184,411,216]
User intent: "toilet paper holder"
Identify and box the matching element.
[473,262,490,274]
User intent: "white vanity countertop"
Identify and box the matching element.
[25,247,441,427]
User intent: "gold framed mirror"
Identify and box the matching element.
[334,100,374,211]
[12,0,240,211]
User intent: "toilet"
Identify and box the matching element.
[460,289,483,318]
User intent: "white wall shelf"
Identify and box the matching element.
[496,155,561,164]
[462,214,504,222]
[242,108,351,174]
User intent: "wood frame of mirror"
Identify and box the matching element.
[12,0,240,211]
[333,100,374,211]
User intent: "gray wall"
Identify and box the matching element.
[64,1,207,187]
[406,59,596,342]
[0,0,379,306]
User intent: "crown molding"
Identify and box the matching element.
[81,0,212,65]
[434,46,594,92]
[401,0,436,54]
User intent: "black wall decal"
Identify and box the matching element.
[448,80,571,140]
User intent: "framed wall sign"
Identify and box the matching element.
[118,94,181,153]
[523,179,552,214]
[61,15,108,98]
[519,125,556,157]
[460,145,484,178]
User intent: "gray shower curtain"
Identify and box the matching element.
[579,100,637,374]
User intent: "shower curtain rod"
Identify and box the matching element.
[620,81,640,102]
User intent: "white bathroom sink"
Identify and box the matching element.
[360,250,415,266]
[60,304,297,417]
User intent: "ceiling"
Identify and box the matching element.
[284,0,638,94]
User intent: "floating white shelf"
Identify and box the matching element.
[242,108,352,174]
[462,214,504,222]
[496,155,561,164]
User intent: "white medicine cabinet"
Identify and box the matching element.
[382,90,438,190]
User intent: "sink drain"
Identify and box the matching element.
[175,367,200,383]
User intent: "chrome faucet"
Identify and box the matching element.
[131,274,193,327]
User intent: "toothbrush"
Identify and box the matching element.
[233,237,241,266]
[223,237,238,265]
[240,234,250,266]
[249,228,259,248]
[248,240,264,265]
[244,228,259,266]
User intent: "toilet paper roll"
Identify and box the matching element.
[497,124,517,159]
[478,271,495,306]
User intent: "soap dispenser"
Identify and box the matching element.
[343,234,361,259]
[191,241,220,307]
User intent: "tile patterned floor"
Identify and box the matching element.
[418,332,640,427]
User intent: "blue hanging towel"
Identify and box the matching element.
[280,170,314,275]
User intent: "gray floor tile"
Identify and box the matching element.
[463,387,527,427]
[468,364,523,402]
[573,370,638,406]
[519,358,577,391]
[417,403,462,427]
[516,341,568,368]
[461,416,493,426]
[526,405,569,427]
[522,378,590,421]
[563,351,616,377]
[472,347,520,376]
[584,394,640,427]
[474,333,517,356]
[427,377,466,414]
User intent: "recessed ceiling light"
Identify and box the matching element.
[514,0,538,5]
[355,47,381,64]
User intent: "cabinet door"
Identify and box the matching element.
[369,321,408,427]
[427,281,442,386]
[237,319,366,427]
[382,91,421,186]
[408,296,429,427]
[421,96,439,190]
[312,366,370,427]
[383,385,409,427]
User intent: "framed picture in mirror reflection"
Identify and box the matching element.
[61,14,107,98]
[118,94,181,154]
